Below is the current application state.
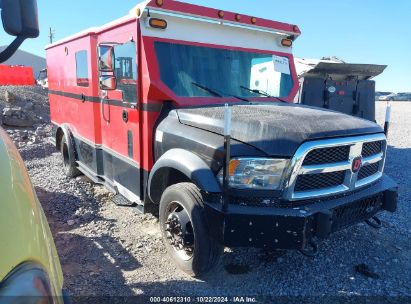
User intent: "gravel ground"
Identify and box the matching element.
[3,89,411,300]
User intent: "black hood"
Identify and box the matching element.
[176,103,383,157]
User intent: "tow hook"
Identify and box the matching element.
[365,216,382,229]
[299,240,319,258]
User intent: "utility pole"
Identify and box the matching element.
[48,27,55,44]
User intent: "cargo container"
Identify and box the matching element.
[0,65,35,86]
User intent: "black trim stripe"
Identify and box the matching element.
[49,89,100,102]
[49,90,162,112]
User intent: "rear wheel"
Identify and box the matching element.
[60,135,80,178]
[159,183,222,277]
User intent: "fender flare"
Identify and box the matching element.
[56,124,77,159]
[148,149,221,203]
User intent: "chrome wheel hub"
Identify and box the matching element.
[165,202,194,261]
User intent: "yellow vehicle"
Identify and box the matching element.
[0,1,65,302]
[0,0,63,304]
[0,127,65,302]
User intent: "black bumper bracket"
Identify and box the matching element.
[315,211,332,238]
[383,188,398,212]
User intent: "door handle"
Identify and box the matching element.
[101,97,110,122]
[122,109,129,123]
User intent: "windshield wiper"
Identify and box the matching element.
[193,82,249,102]
[240,86,288,103]
[192,82,222,97]
[240,85,272,97]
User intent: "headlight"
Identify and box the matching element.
[0,263,55,303]
[217,158,289,190]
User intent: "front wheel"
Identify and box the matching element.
[159,183,223,277]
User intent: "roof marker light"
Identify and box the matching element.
[251,17,257,24]
[218,11,225,18]
[281,38,293,47]
[149,18,168,29]
[235,14,241,21]
[156,0,164,7]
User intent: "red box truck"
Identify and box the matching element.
[46,0,397,276]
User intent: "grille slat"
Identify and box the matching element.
[362,141,383,158]
[358,162,380,180]
[303,146,350,166]
[295,171,346,192]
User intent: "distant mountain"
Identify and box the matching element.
[0,46,46,78]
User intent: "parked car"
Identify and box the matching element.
[375,91,393,101]
[0,127,65,302]
[392,92,411,101]
[37,68,49,89]
[0,1,65,302]
[380,92,411,101]
[379,93,397,101]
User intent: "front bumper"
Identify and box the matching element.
[204,175,398,250]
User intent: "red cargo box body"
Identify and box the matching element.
[0,65,35,86]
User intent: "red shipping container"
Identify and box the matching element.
[0,65,35,86]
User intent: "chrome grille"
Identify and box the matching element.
[284,134,387,201]
[358,162,380,180]
[303,146,350,165]
[362,141,383,158]
[295,171,346,192]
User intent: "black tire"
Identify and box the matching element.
[159,183,223,277]
[60,135,81,178]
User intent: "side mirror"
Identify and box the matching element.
[100,75,117,91]
[98,45,115,72]
[1,0,39,38]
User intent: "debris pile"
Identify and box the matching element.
[0,86,49,128]
[1,106,35,127]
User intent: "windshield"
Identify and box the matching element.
[154,42,294,99]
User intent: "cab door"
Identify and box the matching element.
[98,40,141,202]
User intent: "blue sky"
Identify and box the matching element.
[1,0,410,92]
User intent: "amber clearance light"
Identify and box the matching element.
[149,18,168,29]
[281,38,293,47]
[218,10,225,18]
[229,160,241,176]
[156,0,164,7]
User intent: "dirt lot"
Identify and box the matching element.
[3,89,411,300]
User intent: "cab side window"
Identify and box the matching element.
[75,50,89,87]
[114,42,137,104]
